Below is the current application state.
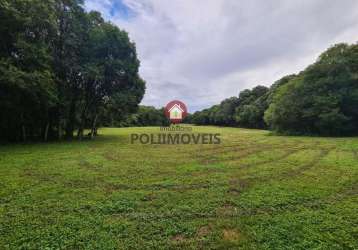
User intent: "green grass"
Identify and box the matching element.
[0,126,357,249]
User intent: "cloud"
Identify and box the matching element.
[85,0,358,112]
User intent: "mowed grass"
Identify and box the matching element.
[0,126,357,249]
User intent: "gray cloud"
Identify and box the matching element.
[85,0,358,111]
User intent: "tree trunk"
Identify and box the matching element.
[44,123,50,142]
[77,127,83,140]
[20,113,26,142]
[65,99,77,139]
[58,119,62,140]
[77,101,90,140]
[90,114,98,139]
[77,109,85,140]
[77,111,86,141]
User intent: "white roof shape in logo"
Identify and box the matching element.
[169,103,184,119]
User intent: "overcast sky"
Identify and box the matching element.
[85,0,358,112]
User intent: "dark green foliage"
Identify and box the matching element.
[190,43,358,136]
[265,43,358,136]
[120,106,170,127]
[0,0,145,142]
[0,0,57,141]
[99,79,146,127]
[187,75,297,129]
[189,97,239,126]
[188,86,269,128]
[234,86,269,128]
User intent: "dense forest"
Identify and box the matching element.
[104,105,169,127]
[188,43,358,136]
[0,0,145,142]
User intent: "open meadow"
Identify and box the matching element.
[0,126,357,249]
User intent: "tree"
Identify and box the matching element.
[0,0,145,142]
[53,0,88,139]
[76,15,145,138]
[234,86,269,128]
[265,43,358,136]
[0,0,57,142]
[119,106,169,127]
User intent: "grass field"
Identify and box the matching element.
[0,126,357,249]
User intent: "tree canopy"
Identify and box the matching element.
[0,0,145,142]
[188,43,358,136]
[265,44,358,136]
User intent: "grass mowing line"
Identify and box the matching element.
[321,181,358,203]
[99,142,277,166]
[98,150,342,225]
[1,127,358,249]
[195,143,307,165]
[196,145,273,165]
[225,147,335,199]
[353,150,358,161]
[18,167,228,193]
[97,148,327,196]
[218,145,305,161]
[225,149,322,195]
[223,147,304,170]
[193,146,336,167]
[102,181,358,223]
[274,147,334,180]
[103,182,229,192]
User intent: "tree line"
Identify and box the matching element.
[104,105,170,127]
[187,43,358,136]
[0,0,145,142]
